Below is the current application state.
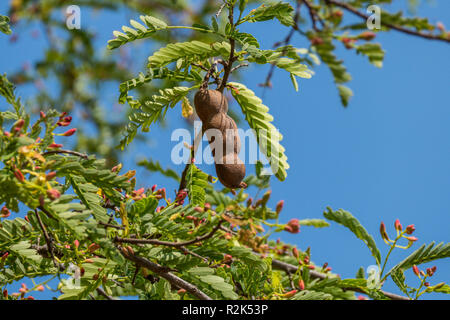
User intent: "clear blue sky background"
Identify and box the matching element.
[0,1,449,300]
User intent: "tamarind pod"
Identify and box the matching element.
[215,154,246,189]
[203,113,240,158]
[194,89,228,122]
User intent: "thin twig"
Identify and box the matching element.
[96,287,119,300]
[325,0,450,43]
[216,2,226,18]
[115,221,223,247]
[42,149,88,159]
[218,4,235,92]
[119,249,212,300]
[262,0,302,92]
[270,257,410,300]
[303,0,322,32]
[98,221,125,230]
[230,63,249,73]
[34,209,57,267]
[179,246,209,263]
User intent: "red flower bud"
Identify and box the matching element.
[379,222,390,241]
[61,128,77,136]
[36,285,45,292]
[3,289,7,298]
[223,254,233,263]
[74,240,80,249]
[151,184,157,192]
[276,200,284,214]
[424,282,430,287]
[405,224,415,234]
[45,171,57,181]
[126,246,134,255]
[394,219,402,231]
[285,219,300,234]
[412,265,420,276]
[358,31,376,41]
[46,188,61,200]
[405,236,418,242]
[14,169,25,182]
[310,37,323,46]
[292,247,299,259]
[48,143,63,149]
[298,279,305,291]
[261,190,271,205]
[13,119,25,132]
[283,289,297,298]
[40,111,46,119]
[1,206,11,218]
[426,266,437,277]
[88,243,101,253]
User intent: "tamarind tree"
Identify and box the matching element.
[0,0,449,301]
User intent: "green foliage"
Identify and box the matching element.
[185,164,210,206]
[0,15,12,35]
[355,43,385,68]
[324,207,381,266]
[138,159,180,181]
[147,41,231,68]
[387,242,450,276]
[118,86,193,149]
[229,82,289,181]
[108,15,169,50]
[239,2,295,26]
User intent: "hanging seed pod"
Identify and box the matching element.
[194,88,245,189]
[194,89,228,122]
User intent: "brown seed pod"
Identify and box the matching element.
[194,88,245,189]
[194,89,228,122]
[215,154,246,189]
[203,113,240,158]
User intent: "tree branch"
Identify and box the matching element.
[119,249,212,300]
[262,0,302,90]
[96,287,119,300]
[218,4,235,92]
[34,209,57,268]
[326,0,450,43]
[42,149,89,159]
[114,221,223,247]
[270,257,410,300]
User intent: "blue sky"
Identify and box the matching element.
[0,1,449,300]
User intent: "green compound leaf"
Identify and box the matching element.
[147,41,231,68]
[229,82,289,181]
[324,207,381,266]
